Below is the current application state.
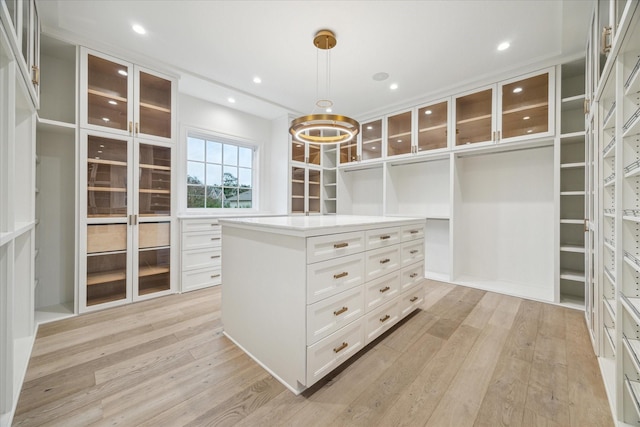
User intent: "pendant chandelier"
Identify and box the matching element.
[289,29,360,145]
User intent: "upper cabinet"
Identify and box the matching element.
[0,0,40,106]
[454,86,494,146]
[80,48,177,143]
[361,118,382,161]
[387,110,413,156]
[417,100,448,152]
[291,139,321,165]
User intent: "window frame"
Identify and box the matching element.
[183,128,259,212]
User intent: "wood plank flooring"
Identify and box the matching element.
[12,281,612,426]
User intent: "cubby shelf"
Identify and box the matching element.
[624,55,640,95]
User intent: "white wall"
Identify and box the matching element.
[177,93,289,214]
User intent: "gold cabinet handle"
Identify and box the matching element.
[31,65,39,85]
[211,237,221,241]
[135,122,139,135]
[211,274,221,278]
[379,286,390,293]
[410,273,418,278]
[409,230,419,234]
[333,271,348,279]
[334,242,349,249]
[410,296,418,302]
[128,121,133,134]
[380,258,390,264]
[584,219,589,233]
[211,255,221,259]
[410,250,419,254]
[333,306,348,316]
[380,235,391,240]
[380,314,390,323]
[333,342,348,353]
[584,98,590,115]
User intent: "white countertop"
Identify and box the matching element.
[218,215,426,237]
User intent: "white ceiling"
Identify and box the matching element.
[38,0,593,121]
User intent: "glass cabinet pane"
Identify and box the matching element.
[138,71,172,139]
[361,119,382,161]
[4,0,17,33]
[87,135,128,218]
[21,0,29,63]
[291,166,305,214]
[308,169,321,213]
[501,73,549,139]
[138,222,170,296]
[139,144,171,216]
[86,223,128,306]
[456,89,493,146]
[340,140,358,164]
[418,101,448,151]
[87,54,129,131]
[387,111,412,156]
[308,144,321,165]
[291,140,305,162]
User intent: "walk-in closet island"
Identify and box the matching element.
[219,215,426,394]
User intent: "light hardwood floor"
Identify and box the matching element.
[13,281,612,426]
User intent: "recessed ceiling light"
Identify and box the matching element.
[326,108,332,113]
[367,126,373,130]
[513,87,523,93]
[118,69,127,76]
[228,97,236,103]
[390,83,399,90]
[497,41,510,51]
[424,110,432,115]
[253,76,262,84]
[108,100,117,105]
[523,116,530,120]
[132,24,146,35]
[372,72,389,81]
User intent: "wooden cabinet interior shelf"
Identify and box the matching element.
[88,88,127,103]
[139,101,170,113]
[139,189,170,194]
[87,269,126,285]
[140,163,170,171]
[88,186,126,192]
[88,158,127,167]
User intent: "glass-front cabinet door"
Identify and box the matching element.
[499,71,552,142]
[455,87,494,146]
[387,111,412,157]
[136,67,174,141]
[86,134,129,218]
[290,166,321,214]
[291,166,306,214]
[417,100,448,152]
[361,119,382,161]
[291,140,321,165]
[340,139,359,164]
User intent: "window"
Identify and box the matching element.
[186,134,254,209]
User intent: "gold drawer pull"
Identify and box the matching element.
[380,258,390,264]
[379,286,390,293]
[380,314,390,323]
[333,271,349,279]
[410,273,418,278]
[334,242,349,249]
[410,296,418,302]
[333,342,348,353]
[211,274,221,279]
[409,230,419,234]
[380,235,391,240]
[211,237,221,240]
[211,223,217,226]
[211,255,221,259]
[410,250,419,254]
[333,306,348,316]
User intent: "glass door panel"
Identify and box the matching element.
[87,54,130,131]
[291,166,305,214]
[291,140,305,162]
[308,144,321,166]
[86,223,128,306]
[139,144,171,216]
[387,111,412,156]
[30,0,39,94]
[501,73,549,139]
[418,101,448,151]
[308,169,321,213]
[340,140,358,164]
[138,222,170,296]
[456,89,493,146]
[20,0,29,63]
[138,71,172,139]
[361,119,382,161]
[87,135,128,218]
[4,0,17,34]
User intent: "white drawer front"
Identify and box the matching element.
[181,268,221,292]
[307,253,365,304]
[401,240,424,266]
[365,245,402,282]
[400,262,424,292]
[401,224,425,242]
[182,218,220,233]
[400,283,424,318]
[365,227,402,251]
[306,317,365,387]
[306,231,365,264]
[307,286,364,345]
[364,298,400,344]
[182,247,222,271]
[182,230,222,251]
[365,271,401,312]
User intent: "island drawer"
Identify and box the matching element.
[401,240,424,266]
[307,286,364,345]
[364,270,401,312]
[307,253,365,304]
[364,298,400,344]
[365,226,402,250]
[365,245,402,282]
[306,231,365,264]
